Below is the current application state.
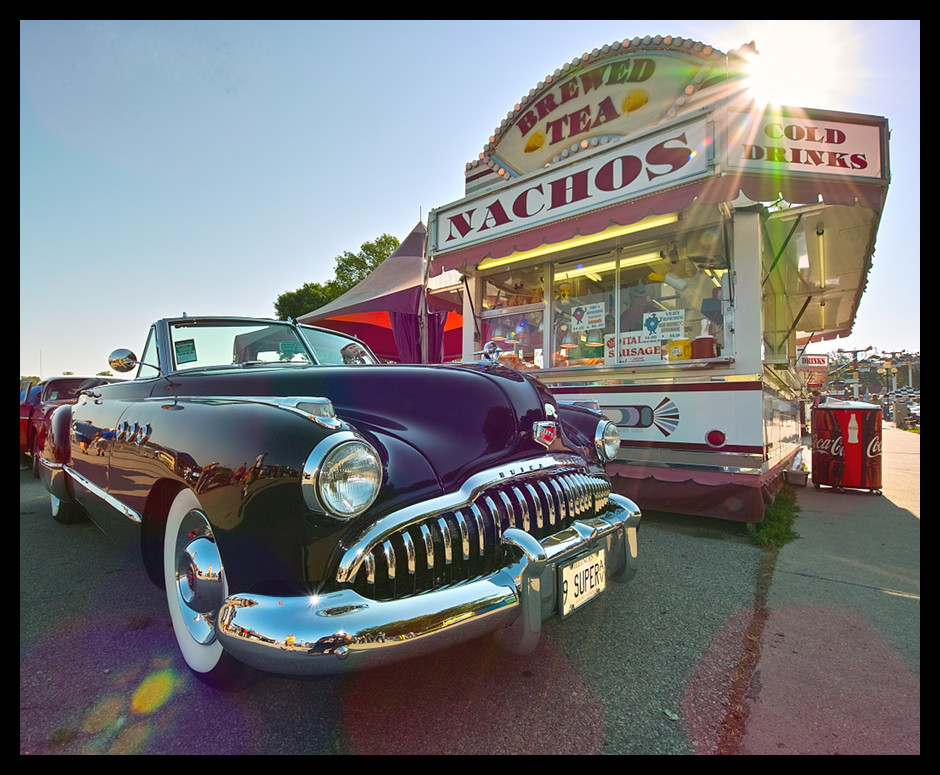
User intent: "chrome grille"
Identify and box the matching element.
[349,470,610,601]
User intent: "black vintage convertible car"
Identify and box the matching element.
[39,316,640,689]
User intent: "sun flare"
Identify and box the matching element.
[733,20,864,111]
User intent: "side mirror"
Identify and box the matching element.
[108,348,139,373]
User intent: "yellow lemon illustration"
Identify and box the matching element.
[622,90,649,113]
[524,131,545,153]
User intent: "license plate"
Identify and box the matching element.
[558,549,606,617]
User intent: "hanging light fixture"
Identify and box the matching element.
[585,329,605,347]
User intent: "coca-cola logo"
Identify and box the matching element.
[866,436,882,459]
[812,435,844,457]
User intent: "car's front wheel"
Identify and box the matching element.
[163,488,259,690]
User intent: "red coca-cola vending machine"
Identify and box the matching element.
[811,400,882,494]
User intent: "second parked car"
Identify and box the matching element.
[20,375,121,476]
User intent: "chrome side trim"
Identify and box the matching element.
[137,395,345,429]
[60,465,142,524]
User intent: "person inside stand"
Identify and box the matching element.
[619,279,659,333]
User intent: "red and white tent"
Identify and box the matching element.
[298,222,462,363]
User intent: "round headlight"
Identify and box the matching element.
[303,434,382,519]
[595,420,621,462]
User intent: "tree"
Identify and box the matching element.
[274,280,341,322]
[275,233,400,320]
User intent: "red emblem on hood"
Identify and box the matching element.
[533,421,557,448]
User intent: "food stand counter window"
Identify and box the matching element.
[480,264,546,368]
[479,222,733,371]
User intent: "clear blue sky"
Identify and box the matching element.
[20,20,919,378]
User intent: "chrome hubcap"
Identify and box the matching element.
[174,510,225,646]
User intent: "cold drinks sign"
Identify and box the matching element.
[727,108,886,180]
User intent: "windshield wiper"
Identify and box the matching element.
[236,360,311,368]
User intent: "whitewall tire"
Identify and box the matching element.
[163,488,257,689]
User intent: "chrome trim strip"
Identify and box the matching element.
[401,531,416,576]
[137,395,345,429]
[383,540,396,581]
[512,486,529,532]
[420,524,435,570]
[538,480,555,526]
[469,504,485,555]
[484,495,501,542]
[525,483,541,529]
[61,466,142,524]
[499,491,515,530]
[455,510,470,561]
[437,517,452,565]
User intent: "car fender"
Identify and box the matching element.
[39,404,75,504]
[103,397,378,593]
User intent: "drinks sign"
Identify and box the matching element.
[727,108,886,180]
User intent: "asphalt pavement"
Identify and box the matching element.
[20,423,919,754]
[740,423,920,755]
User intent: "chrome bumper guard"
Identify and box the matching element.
[215,493,640,676]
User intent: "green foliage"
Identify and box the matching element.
[332,233,400,289]
[274,280,342,321]
[275,233,400,321]
[749,483,800,547]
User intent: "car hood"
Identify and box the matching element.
[162,362,566,491]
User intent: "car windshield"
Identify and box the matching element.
[299,326,378,365]
[166,320,377,371]
[169,320,316,371]
[41,378,95,402]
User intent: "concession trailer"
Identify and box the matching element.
[425,35,890,522]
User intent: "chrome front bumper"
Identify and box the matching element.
[215,494,640,676]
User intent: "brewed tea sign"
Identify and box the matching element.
[495,50,723,176]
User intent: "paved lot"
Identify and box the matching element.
[20,468,766,755]
[20,424,919,754]
[740,424,920,755]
